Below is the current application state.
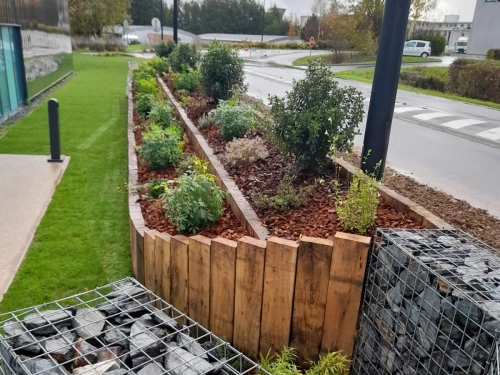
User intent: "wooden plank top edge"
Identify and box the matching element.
[334,231,371,244]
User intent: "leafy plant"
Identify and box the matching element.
[141,179,169,199]
[163,162,227,233]
[211,101,257,141]
[224,137,269,167]
[335,169,379,235]
[155,40,177,59]
[306,352,349,375]
[175,153,196,176]
[170,43,200,73]
[133,63,155,81]
[136,93,157,120]
[259,347,300,375]
[135,78,158,95]
[173,69,199,92]
[149,100,172,129]
[253,175,313,214]
[269,61,364,172]
[147,57,169,76]
[197,113,213,129]
[138,124,183,170]
[200,41,247,102]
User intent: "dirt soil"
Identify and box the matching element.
[132,93,248,241]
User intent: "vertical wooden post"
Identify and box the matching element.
[155,233,171,302]
[188,235,211,328]
[321,232,371,358]
[260,237,299,356]
[210,237,237,341]
[144,231,157,293]
[135,228,145,285]
[290,236,334,365]
[130,219,137,279]
[170,235,190,315]
[233,237,267,357]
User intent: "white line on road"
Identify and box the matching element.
[441,119,487,129]
[363,98,370,102]
[476,127,500,141]
[412,112,455,121]
[394,107,426,114]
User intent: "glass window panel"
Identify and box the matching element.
[1,26,19,111]
[0,27,10,115]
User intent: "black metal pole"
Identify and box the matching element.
[173,0,178,43]
[160,0,164,41]
[361,0,411,180]
[47,99,64,163]
[261,0,265,43]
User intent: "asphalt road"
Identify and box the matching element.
[243,60,500,219]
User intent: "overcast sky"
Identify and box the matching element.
[270,0,477,22]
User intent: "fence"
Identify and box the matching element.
[130,228,371,364]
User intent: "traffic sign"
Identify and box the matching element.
[123,20,129,31]
[310,37,315,48]
[152,17,161,32]
[244,45,249,51]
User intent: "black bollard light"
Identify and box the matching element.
[47,99,65,163]
[361,0,411,180]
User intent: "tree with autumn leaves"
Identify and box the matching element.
[69,0,130,36]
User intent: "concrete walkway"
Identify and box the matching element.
[0,155,69,301]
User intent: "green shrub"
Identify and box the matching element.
[173,69,199,92]
[253,175,313,214]
[486,49,500,60]
[163,158,226,233]
[224,137,269,167]
[335,169,379,235]
[170,43,200,73]
[138,124,183,170]
[211,101,257,141]
[200,41,246,102]
[141,179,169,199]
[135,78,157,95]
[197,113,213,129]
[155,40,177,58]
[414,75,446,92]
[306,352,349,375]
[148,56,169,75]
[133,64,155,81]
[136,93,157,120]
[269,61,364,172]
[175,153,196,176]
[149,101,172,128]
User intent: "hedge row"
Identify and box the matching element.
[486,49,500,60]
[449,58,500,104]
[228,40,330,50]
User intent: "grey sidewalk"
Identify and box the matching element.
[0,154,69,301]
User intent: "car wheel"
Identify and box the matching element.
[421,52,429,58]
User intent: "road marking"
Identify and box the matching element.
[363,98,370,102]
[412,112,455,121]
[441,119,487,129]
[394,106,426,114]
[476,127,500,141]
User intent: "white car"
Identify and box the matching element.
[403,40,432,57]
[122,34,140,45]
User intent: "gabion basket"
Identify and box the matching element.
[486,330,500,375]
[0,278,269,375]
[352,229,500,375]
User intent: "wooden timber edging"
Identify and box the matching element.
[157,77,269,241]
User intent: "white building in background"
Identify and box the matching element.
[408,16,472,52]
[468,0,500,55]
[300,16,310,28]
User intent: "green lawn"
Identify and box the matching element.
[334,68,500,110]
[126,43,151,52]
[293,54,440,66]
[0,53,133,313]
[27,53,74,100]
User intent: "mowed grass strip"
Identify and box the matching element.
[0,53,133,312]
[293,54,439,66]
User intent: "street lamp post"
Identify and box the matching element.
[261,0,265,43]
[174,0,179,43]
[160,0,164,41]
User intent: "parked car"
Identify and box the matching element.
[122,34,140,45]
[455,37,468,54]
[403,40,432,57]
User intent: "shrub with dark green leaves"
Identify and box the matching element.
[141,179,168,199]
[155,40,177,59]
[486,49,500,60]
[211,101,257,141]
[170,43,200,73]
[269,61,364,172]
[200,41,246,102]
[173,69,199,92]
[136,93,157,120]
[138,124,183,170]
[414,75,446,92]
[175,154,196,176]
[149,101,172,128]
[148,56,170,75]
[133,64,155,81]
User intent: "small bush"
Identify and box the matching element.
[335,169,379,235]
[149,101,172,128]
[224,137,269,167]
[173,69,199,92]
[399,70,420,86]
[170,43,200,73]
[135,78,157,95]
[200,41,247,102]
[141,179,169,199]
[155,40,176,58]
[414,75,446,92]
[148,57,169,76]
[253,175,313,214]
[138,124,183,170]
[133,64,155,81]
[197,113,213,129]
[449,59,500,104]
[211,102,257,141]
[164,159,226,233]
[486,49,500,60]
[269,61,364,172]
[175,154,196,176]
[136,93,157,120]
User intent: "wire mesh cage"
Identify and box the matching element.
[0,278,270,375]
[486,330,500,375]
[352,229,500,375]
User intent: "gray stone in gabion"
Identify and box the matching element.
[73,308,106,339]
[387,284,403,313]
[481,300,500,320]
[137,362,164,375]
[380,344,396,373]
[440,318,463,341]
[360,319,379,364]
[131,356,163,370]
[416,286,441,322]
[151,310,181,332]
[2,321,42,354]
[455,299,482,332]
[399,262,429,297]
[106,282,146,301]
[104,370,130,375]
[379,245,409,271]
[395,335,407,353]
[164,345,214,375]
[377,308,394,331]
[464,332,491,362]
[73,339,98,368]
[415,325,436,353]
[177,333,209,360]
[44,329,76,364]
[96,301,121,316]
[129,321,162,359]
[23,310,73,336]
[447,350,471,372]
[482,318,500,335]
[200,341,220,362]
[28,358,68,375]
[104,325,129,347]
[441,297,455,320]
[402,301,420,333]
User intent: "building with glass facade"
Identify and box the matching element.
[0,0,72,122]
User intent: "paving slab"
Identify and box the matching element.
[0,154,69,301]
